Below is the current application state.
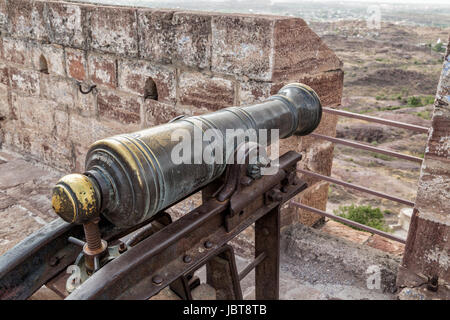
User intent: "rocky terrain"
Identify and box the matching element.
[309,20,448,233]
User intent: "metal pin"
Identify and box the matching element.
[94,256,100,272]
[68,236,86,247]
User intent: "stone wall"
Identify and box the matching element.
[0,0,343,226]
[397,36,450,299]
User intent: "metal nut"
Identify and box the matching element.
[204,241,213,249]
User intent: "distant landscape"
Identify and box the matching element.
[77,0,450,27]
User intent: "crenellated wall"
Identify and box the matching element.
[0,0,343,227]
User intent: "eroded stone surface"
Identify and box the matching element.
[399,37,450,289]
[0,150,63,256]
[178,71,235,111]
[89,6,138,56]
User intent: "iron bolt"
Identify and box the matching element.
[152,275,163,285]
[204,241,213,249]
[262,228,270,236]
[183,255,192,263]
[427,275,438,292]
[118,242,127,253]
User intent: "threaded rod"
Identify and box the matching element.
[83,220,102,251]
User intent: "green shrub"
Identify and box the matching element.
[379,105,400,111]
[415,111,432,120]
[407,96,421,106]
[370,152,394,161]
[335,204,390,232]
[432,42,446,53]
[422,95,435,105]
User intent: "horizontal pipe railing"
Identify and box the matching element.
[322,107,429,133]
[310,133,423,164]
[297,169,415,207]
[238,252,266,281]
[290,201,406,244]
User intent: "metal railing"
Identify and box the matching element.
[290,106,429,244]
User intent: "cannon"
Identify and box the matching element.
[0,83,322,300]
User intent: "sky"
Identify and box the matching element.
[268,0,450,3]
[78,0,450,4]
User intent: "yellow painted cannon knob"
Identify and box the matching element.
[52,174,100,224]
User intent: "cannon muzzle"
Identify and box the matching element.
[52,83,322,227]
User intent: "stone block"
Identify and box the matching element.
[272,19,342,81]
[9,67,40,96]
[294,182,329,226]
[31,44,66,76]
[143,99,190,127]
[0,84,9,119]
[117,58,176,103]
[40,74,76,108]
[2,38,32,67]
[402,214,449,283]
[238,80,272,105]
[11,93,57,136]
[178,71,235,111]
[65,48,87,81]
[88,53,116,89]
[74,86,96,116]
[69,114,112,148]
[47,1,86,48]
[320,220,371,245]
[7,0,48,41]
[69,114,139,170]
[172,12,212,69]
[97,89,141,124]
[414,158,450,223]
[303,141,335,177]
[89,6,138,56]
[0,0,7,31]
[137,9,174,64]
[211,14,274,81]
[425,115,450,159]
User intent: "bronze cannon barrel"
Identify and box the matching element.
[52,83,322,228]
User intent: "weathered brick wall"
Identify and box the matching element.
[397,36,450,297]
[0,0,343,226]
